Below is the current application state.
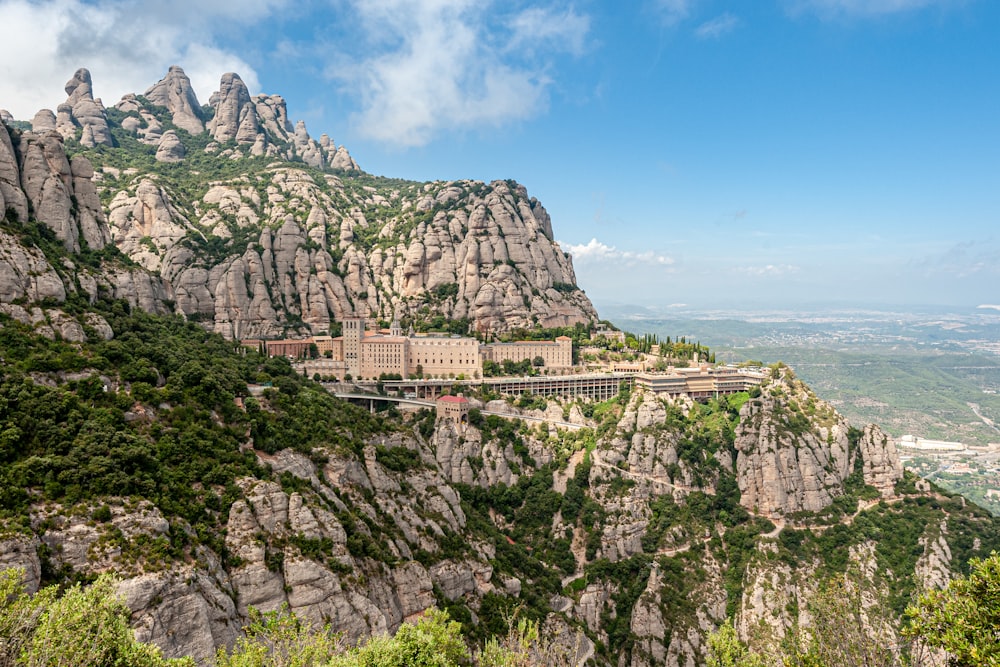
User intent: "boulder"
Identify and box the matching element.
[155,130,186,162]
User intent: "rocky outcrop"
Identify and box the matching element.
[0,121,28,222]
[155,130,185,162]
[208,73,257,145]
[330,145,360,171]
[0,535,42,594]
[5,127,110,253]
[735,376,852,517]
[108,178,195,272]
[914,521,952,591]
[58,68,113,147]
[858,423,904,497]
[31,109,56,133]
[120,561,242,663]
[17,130,79,251]
[143,66,204,135]
[0,232,65,302]
[71,155,111,249]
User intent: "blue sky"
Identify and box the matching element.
[1,0,997,310]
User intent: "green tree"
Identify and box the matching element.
[327,609,468,667]
[705,624,766,667]
[0,569,192,667]
[905,552,1000,666]
[215,604,340,667]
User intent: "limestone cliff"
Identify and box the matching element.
[735,369,855,517]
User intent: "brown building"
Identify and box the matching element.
[360,335,408,379]
[436,394,470,427]
[265,339,313,358]
[312,335,336,357]
[409,335,482,379]
[485,336,573,369]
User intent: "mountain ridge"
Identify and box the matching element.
[1,65,597,340]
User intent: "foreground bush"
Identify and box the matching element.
[0,569,192,667]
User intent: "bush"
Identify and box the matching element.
[0,569,192,666]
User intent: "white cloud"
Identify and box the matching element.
[736,264,800,276]
[0,0,279,120]
[561,238,674,267]
[329,0,591,147]
[977,305,1000,312]
[788,0,962,18]
[695,12,740,39]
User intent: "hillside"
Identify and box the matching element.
[1,304,998,665]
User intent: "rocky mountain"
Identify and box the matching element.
[3,67,998,667]
[0,67,596,340]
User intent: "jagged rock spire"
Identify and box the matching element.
[60,68,113,147]
[144,66,205,135]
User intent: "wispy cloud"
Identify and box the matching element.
[788,0,962,18]
[695,12,740,39]
[506,6,590,57]
[915,240,1000,279]
[561,238,675,267]
[329,0,591,147]
[735,264,801,276]
[0,0,281,118]
[652,0,696,26]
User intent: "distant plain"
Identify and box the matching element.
[604,304,1000,448]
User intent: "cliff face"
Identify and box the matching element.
[734,370,904,518]
[0,120,163,336]
[1,67,596,337]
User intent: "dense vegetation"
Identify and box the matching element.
[0,303,386,570]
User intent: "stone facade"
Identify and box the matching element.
[360,336,408,379]
[484,336,572,369]
[251,318,491,380]
[409,335,482,379]
[634,365,766,399]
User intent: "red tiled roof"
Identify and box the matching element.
[437,395,469,403]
